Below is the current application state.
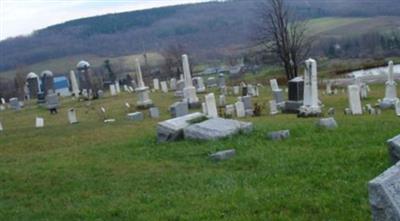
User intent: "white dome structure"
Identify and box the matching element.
[26,72,38,79]
[77,60,90,70]
[40,70,53,77]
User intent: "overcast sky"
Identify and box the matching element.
[0,0,212,41]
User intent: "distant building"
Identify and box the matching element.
[53,76,71,97]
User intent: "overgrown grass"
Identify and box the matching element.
[0,84,398,220]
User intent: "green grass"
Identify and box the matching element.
[0,83,398,220]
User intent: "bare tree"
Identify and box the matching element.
[161,43,186,79]
[257,0,311,80]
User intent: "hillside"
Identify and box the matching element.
[1,0,400,74]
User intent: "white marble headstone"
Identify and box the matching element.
[348,85,362,115]
[35,117,44,128]
[235,101,245,118]
[205,93,218,118]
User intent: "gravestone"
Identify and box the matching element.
[269,100,279,115]
[135,59,153,109]
[241,96,253,116]
[299,58,322,117]
[202,102,207,114]
[170,78,177,91]
[388,135,400,165]
[193,77,206,93]
[270,79,280,91]
[153,78,160,91]
[115,81,121,94]
[326,81,333,95]
[219,95,226,107]
[123,85,129,92]
[267,130,290,141]
[109,84,116,96]
[46,94,59,114]
[273,90,285,104]
[207,77,217,88]
[225,104,235,118]
[1,98,5,104]
[368,162,400,221]
[149,107,160,119]
[160,81,169,93]
[127,112,144,121]
[285,76,304,113]
[395,100,400,117]
[68,108,78,124]
[233,86,240,95]
[235,101,245,118]
[316,117,338,129]
[210,149,236,161]
[169,101,189,118]
[205,93,218,118]
[0,121,3,132]
[182,54,200,108]
[175,80,185,97]
[35,117,44,128]
[348,85,363,115]
[183,118,253,141]
[218,73,226,88]
[381,61,399,109]
[157,112,205,142]
[9,98,21,111]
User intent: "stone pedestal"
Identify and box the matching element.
[299,58,322,117]
[135,87,153,109]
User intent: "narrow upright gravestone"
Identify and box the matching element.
[205,93,218,118]
[36,117,44,128]
[109,84,117,96]
[9,98,20,111]
[0,121,3,132]
[68,108,78,124]
[396,100,400,117]
[149,107,160,119]
[235,101,245,118]
[348,85,363,115]
[368,162,400,221]
[160,81,168,93]
[169,102,189,118]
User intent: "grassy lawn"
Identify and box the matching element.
[0,83,398,220]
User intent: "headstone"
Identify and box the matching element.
[202,102,207,115]
[267,130,290,141]
[368,162,400,221]
[115,81,121,94]
[207,77,217,88]
[46,94,59,114]
[170,78,177,91]
[273,90,285,104]
[210,149,236,161]
[123,85,129,92]
[182,54,200,108]
[388,135,400,165]
[135,59,153,109]
[348,85,363,115]
[218,73,226,88]
[233,86,240,95]
[193,77,206,93]
[396,100,400,117]
[235,101,245,118]
[225,104,235,118]
[9,98,21,111]
[241,96,253,111]
[316,117,338,129]
[175,80,185,97]
[1,98,5,104]
[149,107,160,119]
[0,121,3,132]
[299,58,321,117]
[127,112,144,121]
[157,112,205,142]
[270,79,280,91]
[35,117,44,128]
[381,61,399,109]
[184,118,253,140]
[153,78,160,91]
[360,84,369,99]
[205,93,218,118]
[169,101,189,118]
[286,76,304,112]
[68,108,78,124]
[218,95,226,107]
[160,81,169,93]
[269,100,279,115]
[109,84,117,96]
[326,81,333,95]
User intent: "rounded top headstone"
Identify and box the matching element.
[40,70,53,77]
[26,72,38,79]
[77,60,90,70]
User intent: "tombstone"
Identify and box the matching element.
[123,85,129,92]
[267,130,290,141]
[170,78,177,91]
[0,105,5,111]
[360,83,370,99]
[169,101,189,118]
[209,149,236,161]
[1,98,5,105]
[273,90,285,104]
[26,72,40,99]
[396,100,400,117]
[182,55,200,108]
[240,96,253,112]
[68,108,78,124]
[109,84,117,96]
[270,79,280,91]
[175,80,185,97]
[128,86,134,93]
[153,78,160,91]
[235,101,245,118]
[326,81,333,95]
[299,59,322,117]
[241,86,248,96]
[233,86,240,95]
[127,112,144,121]
[81,89,88,98]
[368,162,400,221]
[348,85,363,115]
[218,95,226,107]
[316,117,338,129]
[69,70,80,97]
[135,59,153,109]
[381,61,399,109]
[115,81,121,94]
[160,81,169,93]
[193,77,206,93]
[269,100,279,115]
[201,102,207,114]
[157,112,205,142]
[207,77,217,88]
[46,94,59,114]
[0,121,3,132]
[9,98,21,111]
[225,104,235,118]
[149,107,160,119]
[205,93,218,118]
[218,73,226,88]
[35,117,44,128]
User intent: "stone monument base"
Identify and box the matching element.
[298,106,322,118]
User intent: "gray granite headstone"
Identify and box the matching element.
[149,107,160,119]
[273,90,285,103]
[210,149,236,161]
[241,96,253,110]
[169,102,189,118]
[9,98,20,111]
[157,112,205,142]
[388,135,400,165]
[316,118,338,129]
[183,118,253,141]
[46,94,59,109]
[127,112,144,121]
[368,161,400,221]
[267,130,290,141]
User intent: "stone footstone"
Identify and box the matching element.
[183,118,253,141]
[388,134,400,165]
[267,130,290,141]
[316,117,338,129]
[209,149,236,161]
[127,112,144,121]
[157,112,205,142]
[368,161,400,221]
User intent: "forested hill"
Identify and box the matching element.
[1,0,400,72]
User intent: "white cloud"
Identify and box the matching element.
[0,0,211,41]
